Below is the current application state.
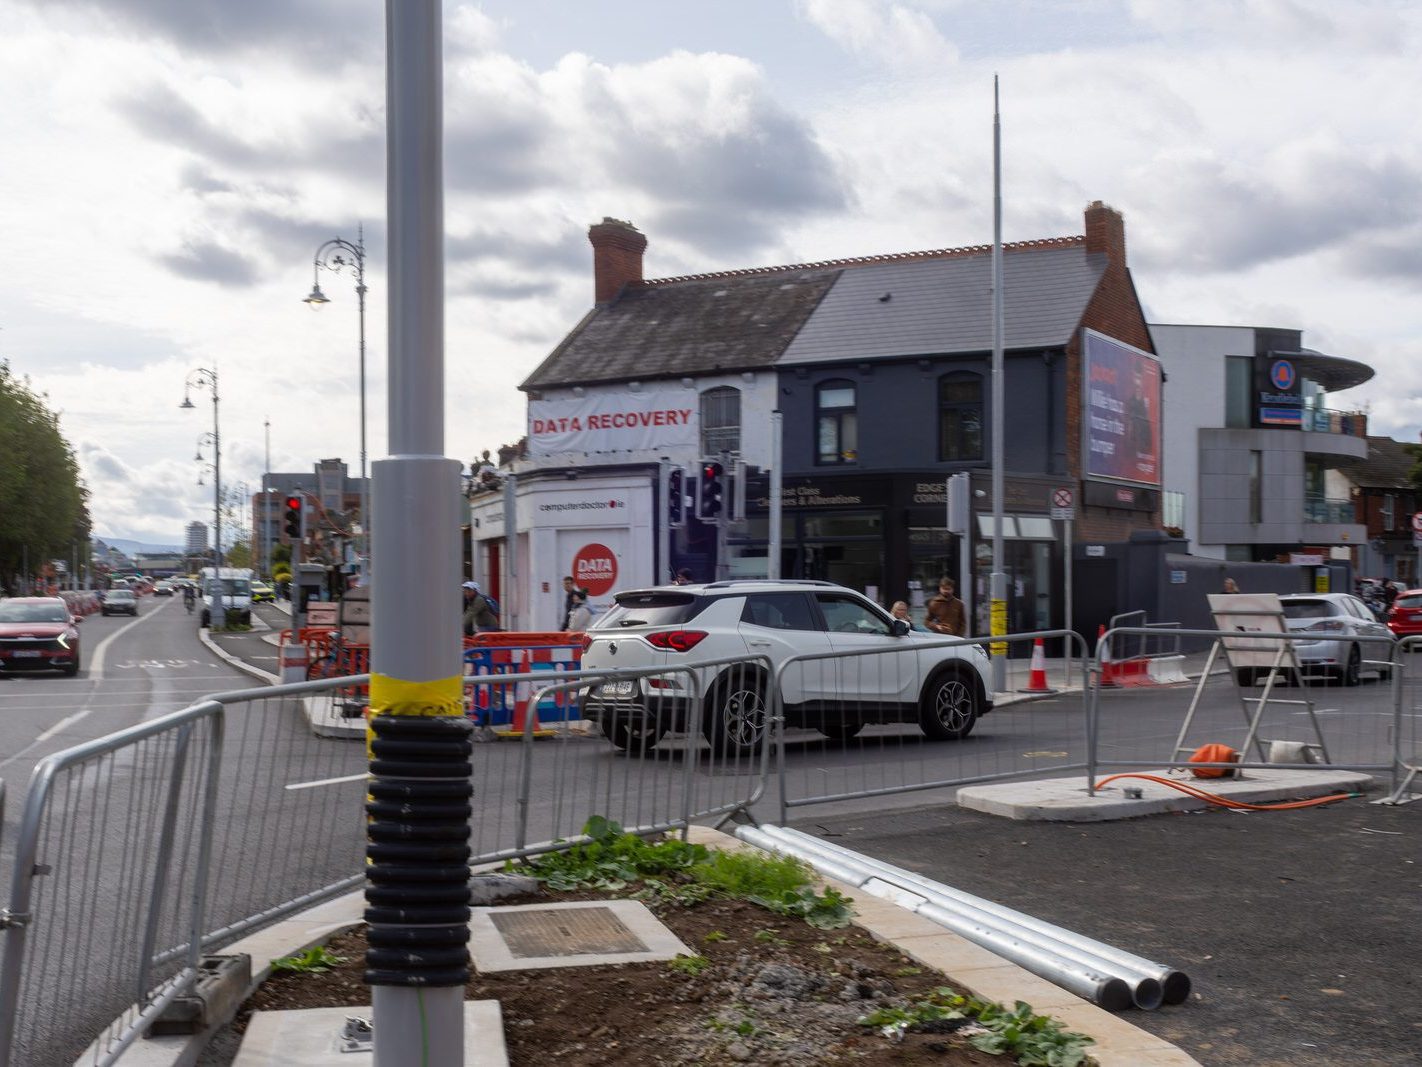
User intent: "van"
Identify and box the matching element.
[198,566,254,627]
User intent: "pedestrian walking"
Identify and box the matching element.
[558,575,576,629]
[924,577,966,637]
[566,588,593,632]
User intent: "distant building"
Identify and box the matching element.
[259,458,367,575]
[185,521,209,555]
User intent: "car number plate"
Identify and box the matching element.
[599,680,634,697]
[11,651,43,658]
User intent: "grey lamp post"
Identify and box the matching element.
[304,226,369,582]
[183,368,222,627]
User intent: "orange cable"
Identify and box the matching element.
[1092,772,1359,811]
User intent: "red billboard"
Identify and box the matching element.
[1082,329,1161,488]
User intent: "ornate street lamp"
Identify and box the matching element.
[183,367,223,626]
[304,225,369,582]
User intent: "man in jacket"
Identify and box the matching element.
[924,577,967,637]
[462,581,499,635]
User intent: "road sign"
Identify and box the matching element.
[1412,511,1422,533]
[1050,487,1075,520]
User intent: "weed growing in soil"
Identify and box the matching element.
[268,946,346,975]
[860,987,1094,1067]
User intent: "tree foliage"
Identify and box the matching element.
[0,361,91,588]
[225,540,253,569]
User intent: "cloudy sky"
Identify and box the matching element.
[2,0,1419,545]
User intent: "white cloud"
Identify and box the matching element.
[795,0,958,68]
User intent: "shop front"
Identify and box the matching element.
[730,473,1068,640]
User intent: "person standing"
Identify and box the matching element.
[566,588,592,632]
[558,575,576,630]
[1222,577,1239,594]
[672,568,694,585]
[924,577,967,637]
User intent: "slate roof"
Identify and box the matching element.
[521,235,1104,390]
[1335,435,1419,490]
[521,268,839,389]
[779,242,1104,364]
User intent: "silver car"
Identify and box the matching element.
[1279,593,1394,686]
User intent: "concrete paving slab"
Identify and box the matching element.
[233,1001,506,1066]
[957,768,1375,821]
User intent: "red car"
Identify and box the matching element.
[0,596,82,676]
[1386,589,1422,642]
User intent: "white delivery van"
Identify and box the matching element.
[198,566,254,627]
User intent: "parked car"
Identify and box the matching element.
[101,589,140,617]
[578,579,994,755]
[250,581,276,604]
[1275,592,1394,686]
[0,596,82,676]
[1386,589,1422,643]
[153,580,175,596]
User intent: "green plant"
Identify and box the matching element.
[515,817,708,891]
[668,953,710,976]
[634,877,716,909]
[859,988,1094,1066]
[752,929,790,946]
[703,930,729,943]
[748,885,855,929]
[270,946,347,974]
[689,848,814,899]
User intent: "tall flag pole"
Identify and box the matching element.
[989,74,1007,692]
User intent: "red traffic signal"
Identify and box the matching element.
[283,495,304,538]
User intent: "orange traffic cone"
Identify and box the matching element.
[1021,637,1055,693]
[497,649,554,739]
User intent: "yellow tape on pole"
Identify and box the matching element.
[990,598,1007,658]
[369,672,464,717]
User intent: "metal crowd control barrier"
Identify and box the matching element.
[1088,626,1406,796]
[0,703,225,1067]
[771,630,1092,822]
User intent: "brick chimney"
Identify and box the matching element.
[588,217,647,305]
[1084,200,1126,265]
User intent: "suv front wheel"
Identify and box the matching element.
[918,670,980,740]
[703,669,768,759]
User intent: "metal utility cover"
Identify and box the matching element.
[470,899,692,972]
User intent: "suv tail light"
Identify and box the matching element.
[1305,619,1345,632]
[645,630,708,652]
[581,633,593,653]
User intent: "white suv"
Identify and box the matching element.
[579,580,994,755]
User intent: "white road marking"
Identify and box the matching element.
[88,597,171,679]
[285,772,368,791]
[0,709,93,770]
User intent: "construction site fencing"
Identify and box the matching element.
[1088,626,1410,796]
[0,654,775,1065]
[771,630,1092,822]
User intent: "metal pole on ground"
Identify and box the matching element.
[367,3,469,1064]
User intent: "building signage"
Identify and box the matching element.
[1255,355,1302,427]
[528,390,698,456]
[571,542,619,596]
[1082,329,1162,488]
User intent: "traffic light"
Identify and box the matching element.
[283,495,303,539]
[697,461,724,520]
[667,466,686,528]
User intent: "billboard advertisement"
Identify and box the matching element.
[528,389,698,456]
[1254,355,1302,427]
[1082,329,1161,487]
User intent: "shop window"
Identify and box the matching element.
[815,380,858,465]
[938,372,983,461]
[700,386,741,455]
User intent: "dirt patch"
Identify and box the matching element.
[206,888,1030,1065]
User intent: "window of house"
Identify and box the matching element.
[938,372,983,461]
[815,380,857,465]
[1381,494,1395,532]
[1225,356,1252,428]
[700,386,741,455]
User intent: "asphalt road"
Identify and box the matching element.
[800,798,1422,1067]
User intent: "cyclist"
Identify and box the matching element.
[183,583,196,613]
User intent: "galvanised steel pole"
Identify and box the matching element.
[989,75,1007,693]
[367,3,469,1064]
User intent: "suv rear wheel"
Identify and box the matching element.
[602,709,668,755]
[703,669,768,758]
[918,669,980,740]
